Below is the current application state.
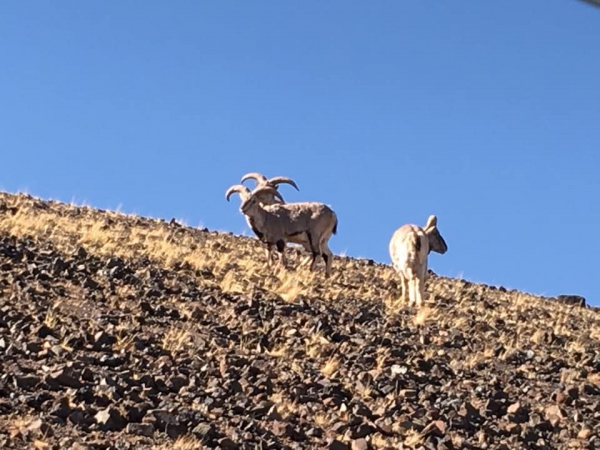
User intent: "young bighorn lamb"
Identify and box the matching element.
[226,185,338,277]
[389,215,448,307]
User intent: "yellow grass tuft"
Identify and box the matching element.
[321,356,340,377]
[413,306,438,326]
[162,325,193,354]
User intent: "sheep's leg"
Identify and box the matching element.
[321,239,334,278]
[408,275,418,306]
[418,263,428,305]
[305,231,321,273]
[275,239,288,270]
[413,276,423,307]
[400,275,409,305]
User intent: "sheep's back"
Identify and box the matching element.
[389,224,429,277]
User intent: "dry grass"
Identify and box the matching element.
[152,434,203,449]
[321,356,341,377]
[2,193,600,358]
[161,325,193,354]
[2,191,600,387]
[2,191,600,449]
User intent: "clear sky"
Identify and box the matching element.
[1,1,599,306]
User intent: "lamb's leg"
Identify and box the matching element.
[418,263,428,305]
[401,276,409,305]
[413,277,423,307]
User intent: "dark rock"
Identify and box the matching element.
[143,409,187,439]
[422,420,447,437]
[506,422,522,435]
[459,401,483,425]
[483,398,506,417]
[126,422,154,437]
[95,406,127,431]
[49,396,75,420]
[67,409,93,427]
[565,385,579,400]
[126,402,153,423]
[218,437,238,450]
[555,295,586,307]
[349,423,376,439]
[193,422,218,440]
[168,375,189,393]
[15,374,41,390]
[45,368,82,390]
[93,331,116,350]
[506,402,529,423]
[97,354,125,368]
[26,418,53,437]
[83,276,100,290]
[328,441,350,450]
[36,324,56,338]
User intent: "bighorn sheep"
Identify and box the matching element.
[225,185,338,277]
[389,215,447,307]
[236,172,315,267]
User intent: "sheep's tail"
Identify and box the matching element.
[332,216,338,235]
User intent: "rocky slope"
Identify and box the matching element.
[0,191,599,450]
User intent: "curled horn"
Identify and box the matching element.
[225,184,251,202]
[241,172,268,185]
[252,186,284,203]
[268,176,299,191]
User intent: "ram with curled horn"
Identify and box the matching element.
[232,172,314,267]
[226,184,338,277]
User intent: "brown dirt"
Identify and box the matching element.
[0,191,599,450]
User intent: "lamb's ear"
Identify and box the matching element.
[424,215,437,232]
[225,184,250,202]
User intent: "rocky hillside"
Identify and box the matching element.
[0,191,599,450]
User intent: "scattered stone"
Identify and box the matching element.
[0,192,598,449]
[217,437,238,450]
[126,422,154,437]
[95,406,126,431]
[555,295,586,307]
[328,440,350,450]
[45,368,82,390]
[351,438,369,450]
[27,419,53,437]
[15,374,42,390]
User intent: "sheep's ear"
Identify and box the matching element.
[424,215,437,231]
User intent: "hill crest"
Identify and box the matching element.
[1,190,599,449]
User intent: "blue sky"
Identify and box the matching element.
[1,1,599,305]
